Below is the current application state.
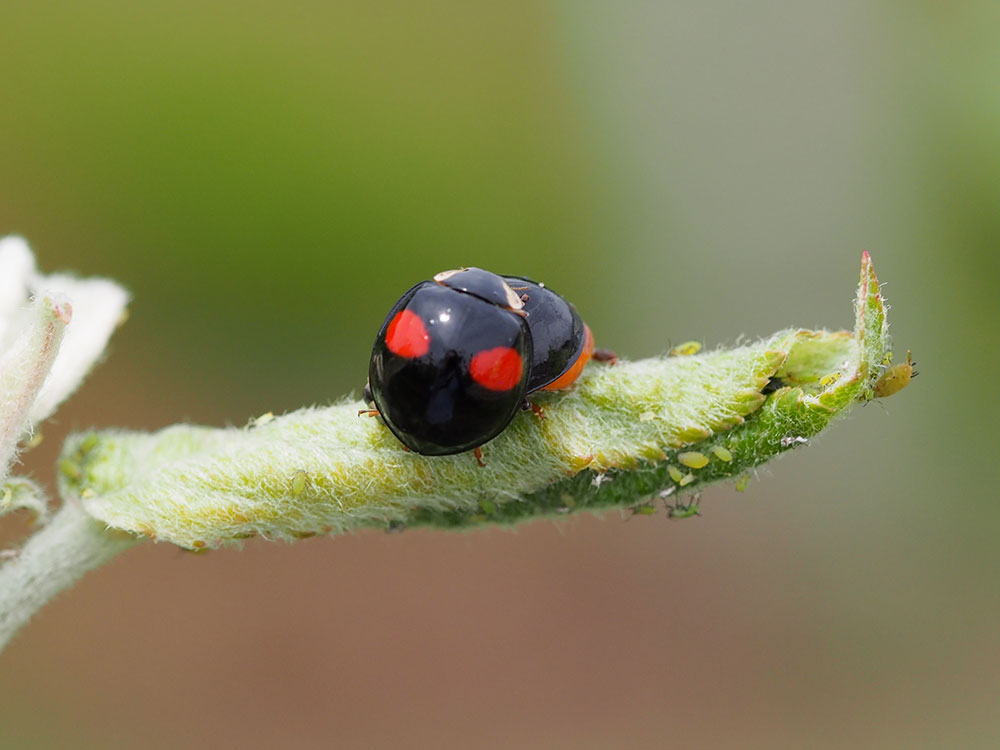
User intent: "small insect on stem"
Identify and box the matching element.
[819,372,841,387]
[628,502,658,517]
[873,349,917,398]
[664,494,701,520]
[669,340,702,357]
[291,470,308,496]
[249,412,275,429]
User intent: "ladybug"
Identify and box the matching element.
[364,267,604,461]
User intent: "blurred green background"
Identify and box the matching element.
[1,2,997,748]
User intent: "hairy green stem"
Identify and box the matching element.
[0,503,137,651]
[56,253,892,549]
[0,252,907,651]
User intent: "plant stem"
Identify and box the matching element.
[0,502,137,651]
[52,252,892,550]
[0,252,902,651]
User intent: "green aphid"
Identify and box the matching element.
[669,340,702,357]
[250,411,275,429]
[58,459,82,482]
[678,451,709,469]
[665,495,701,520]
[668,465,684,483]
[711,445,733,462]
[629,502,658,517]
[819,372,841,387]
[873,349,917,398]
[291,470,308,495]
[735,475,751,492]
[679,472,696,487]
[78,433,100,455]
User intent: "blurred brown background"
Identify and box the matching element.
[2,2,998,748]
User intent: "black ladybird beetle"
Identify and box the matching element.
[364,267,601,460]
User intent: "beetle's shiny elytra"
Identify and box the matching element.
[504,276,592,392]
[366,268,595,457]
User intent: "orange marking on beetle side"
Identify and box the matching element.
[469,346,524,391]
[385,310,430,358]
[543,324,594,391]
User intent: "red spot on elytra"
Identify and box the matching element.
[386,310,430,358]
[469,347,523,391]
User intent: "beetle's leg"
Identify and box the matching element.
[521,398,545,420]
[357,409,380,418]
[593,348,619,366]
[474,446,486,467]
